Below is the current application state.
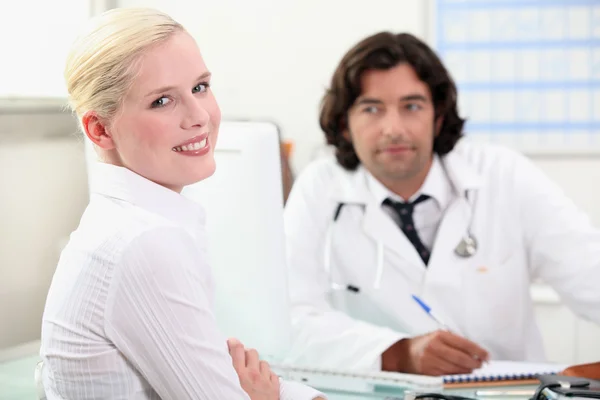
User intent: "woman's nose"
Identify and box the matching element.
[181,97,210,129]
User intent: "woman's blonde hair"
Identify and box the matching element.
[65,8,184,126]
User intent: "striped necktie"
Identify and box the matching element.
[383,194,431,265]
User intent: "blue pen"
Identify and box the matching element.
[411,294,450,331]
[412,294,488,363]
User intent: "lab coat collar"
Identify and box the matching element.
[90,162,205,236]
[440,141,483,194]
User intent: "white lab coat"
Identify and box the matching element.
[283,140,600,370]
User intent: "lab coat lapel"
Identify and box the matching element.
[427,196,470,281]
[362,201,426,271]
[427,143,483,280]
[333,167,426,271]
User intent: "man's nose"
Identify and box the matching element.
[381,110,407,137]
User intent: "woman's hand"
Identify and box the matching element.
[228,338,280,400]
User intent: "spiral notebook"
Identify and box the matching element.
[443,361,567,387]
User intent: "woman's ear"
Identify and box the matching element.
[82,111,116,150]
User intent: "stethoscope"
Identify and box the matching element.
[324,189,478,292]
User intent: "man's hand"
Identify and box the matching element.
[381,330,489,376]
[228,338,280,400]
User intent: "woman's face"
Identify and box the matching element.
[107,31,221,192]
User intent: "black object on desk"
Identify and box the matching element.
[534,374,600,400]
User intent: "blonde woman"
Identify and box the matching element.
[40,8,325,400]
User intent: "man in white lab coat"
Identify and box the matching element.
[283,32,600,376]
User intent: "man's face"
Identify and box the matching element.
[346,63,439,187]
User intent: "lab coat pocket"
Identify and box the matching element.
[464,252,523,346]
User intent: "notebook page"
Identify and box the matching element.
[444,361,568,383]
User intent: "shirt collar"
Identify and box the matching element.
[90,162,205,236]
[366,155,453,210]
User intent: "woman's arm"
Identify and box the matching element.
[105,227,254,399]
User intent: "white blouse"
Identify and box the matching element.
[40,162,322,400]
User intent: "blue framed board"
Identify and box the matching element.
[435,0,600,153]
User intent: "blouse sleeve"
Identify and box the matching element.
[104,226,251,399]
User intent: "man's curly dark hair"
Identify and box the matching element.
[319,32,465,170]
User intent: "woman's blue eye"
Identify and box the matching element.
[363,106,378,114]
[151,96,170,108]
[193,82,209,93]
[406,103,422,111]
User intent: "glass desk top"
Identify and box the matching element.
[0,350,537,400]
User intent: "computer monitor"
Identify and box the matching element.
[182,120,292,362]
[84,121,292,363]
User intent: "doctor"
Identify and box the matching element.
[283,32,600,376]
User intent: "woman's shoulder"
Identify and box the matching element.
[73,196,193,264]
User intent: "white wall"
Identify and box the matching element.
[0,0,93,351]
[0,1,90,97]
[0,131,88,349]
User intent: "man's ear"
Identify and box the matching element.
[339,115,352,142]
[82,111,116,150]
[434,116,444,137]
[342,129,352,142]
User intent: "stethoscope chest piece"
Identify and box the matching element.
[454,235,477,258]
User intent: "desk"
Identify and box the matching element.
[0,353,39,400]
[325,385,537,400]
[320,384,538,400]
[0,347,537,400]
